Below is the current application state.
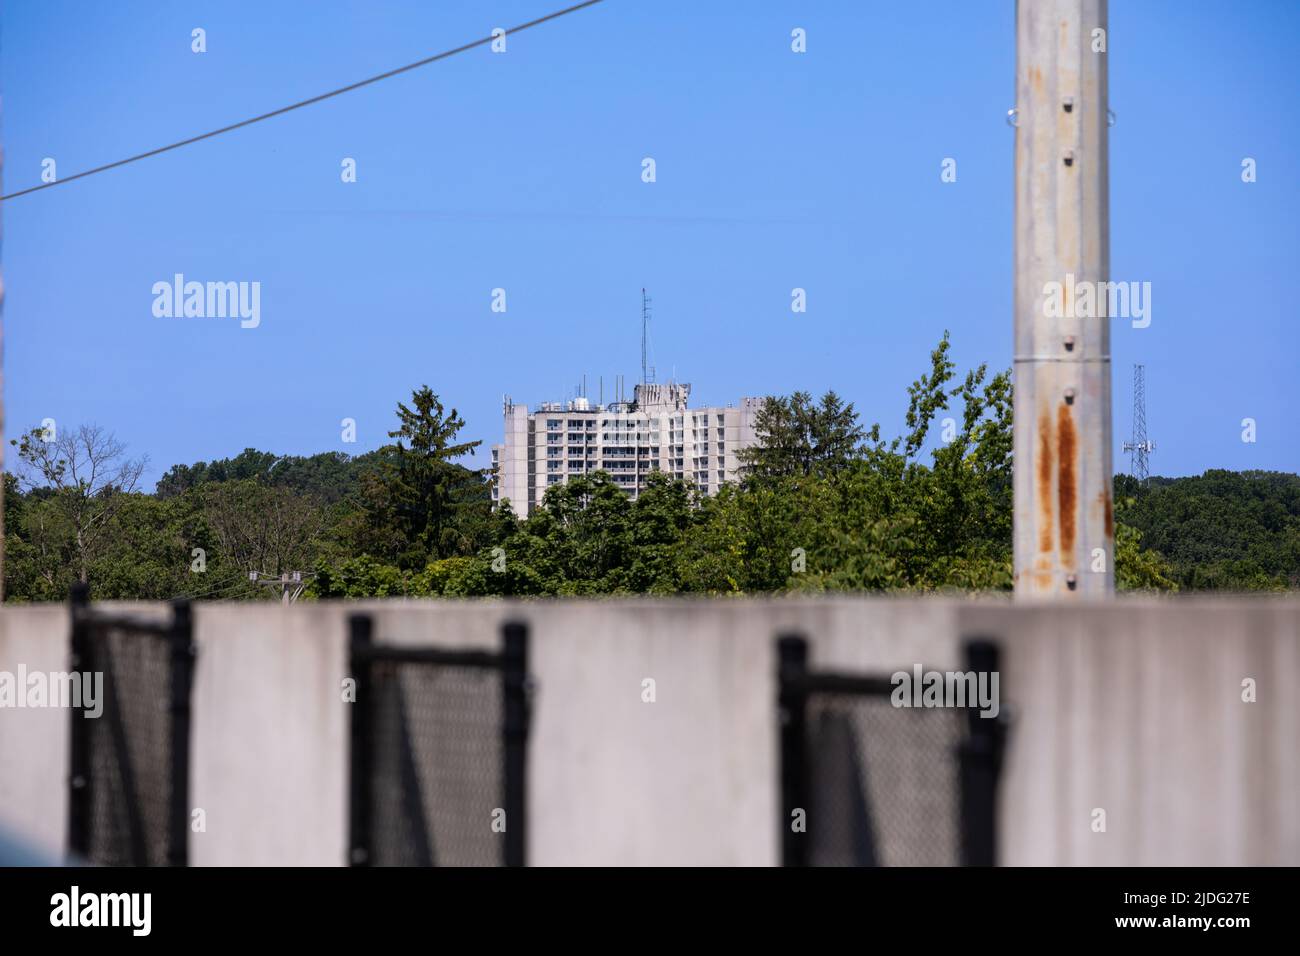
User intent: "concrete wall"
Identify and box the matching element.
[1,597,1296,865]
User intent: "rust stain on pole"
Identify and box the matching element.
[1058,403,1077,563]
[1037,411,1054,554]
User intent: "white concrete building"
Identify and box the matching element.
[491,382,761,516]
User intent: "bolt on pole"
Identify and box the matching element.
[1013,0,1114,598]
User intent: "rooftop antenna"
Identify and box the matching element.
[641,288,655,385]
[1122,364,1156,486]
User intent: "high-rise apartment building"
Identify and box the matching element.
[491,382,762,516]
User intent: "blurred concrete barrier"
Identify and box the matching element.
[1,596,1295,866]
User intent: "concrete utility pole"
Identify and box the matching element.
[1,98,6,602]
[1,106,5,603]
[1013,0,1114,598]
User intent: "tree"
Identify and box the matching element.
[1113,470,1298,590]
[742,333,1016,592]
[9,352,1293,603]
[740,390,866,480]
[361,386,488,569]
[1114,521,1178,592]
[200,479,324,581]
[12,424,147,584]
[157,448,371,504]
[85,493,212,600]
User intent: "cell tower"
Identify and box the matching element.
[1122,364,1155,485]
[641,288,655,384]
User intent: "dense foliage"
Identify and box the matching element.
[5,338,1294,601]
[1114,471,1300,590]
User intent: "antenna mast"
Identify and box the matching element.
[1122,364,1155,485]
[641,288,655,385]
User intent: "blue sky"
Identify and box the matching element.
[3,0,1297,485]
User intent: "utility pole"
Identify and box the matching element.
[1013,0,1113,598]
[1,100,6,603]
[1122,364,1155,485]
[250,570,313,605]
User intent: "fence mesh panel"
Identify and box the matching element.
[364,659,503,866]
[81,622,177,866]
[804,690,964,866]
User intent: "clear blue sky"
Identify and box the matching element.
[3,0,1297,485]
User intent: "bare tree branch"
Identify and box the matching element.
[13,423,148,583]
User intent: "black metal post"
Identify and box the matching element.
[959,638,1005,867]
[168,598,195,867]
[777,634,809,867]
[347,613,374,866]
[502,620,529,868]
[66,583,91,861]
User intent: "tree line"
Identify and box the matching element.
[5,335,1296,601]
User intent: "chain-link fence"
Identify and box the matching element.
[778,636,1007,867]
[348,616,529,867]
[67,584,196,866]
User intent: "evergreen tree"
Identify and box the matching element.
[366,386,486,569]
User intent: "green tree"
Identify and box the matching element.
[1113,470,1298,590]
[360,386,488,570]
[1114,521,1178,592]
[739,390,866,480]
[11,424,147,585]
[199,479,324,581]
[779,333,1015,592]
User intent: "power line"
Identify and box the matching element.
[0,0,606,202]
[172,563,249,598]
[169,567,248,602]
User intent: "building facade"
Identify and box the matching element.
[491,382,761,516]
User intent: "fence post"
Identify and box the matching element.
[66,583,92,860]
[168,598,195,866]
[347,613,374,866]
[502,620,529,868]
[777,634,809,867]
[959,639,1005,866]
